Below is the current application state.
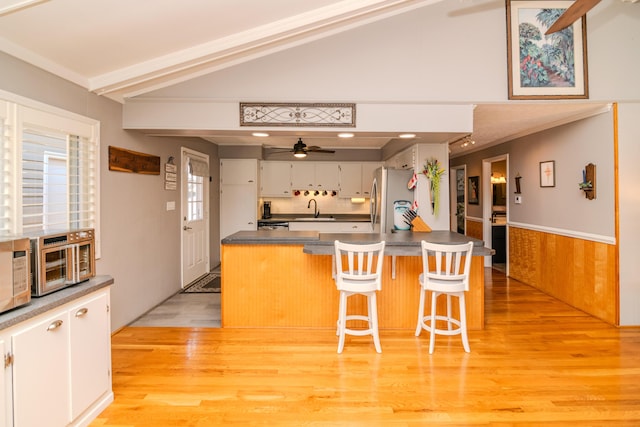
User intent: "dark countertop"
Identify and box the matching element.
[222,230,493,256]
[258,214,370,223]
[0,275,114,331]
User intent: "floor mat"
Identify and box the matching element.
[182,273,220,293]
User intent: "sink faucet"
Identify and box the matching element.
[308,198,319,217]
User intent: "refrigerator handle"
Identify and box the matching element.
[370,177,378,231]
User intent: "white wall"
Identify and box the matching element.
[618,102,640,326]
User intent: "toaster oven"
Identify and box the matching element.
[30,229,95,297]
[0,236,31,314]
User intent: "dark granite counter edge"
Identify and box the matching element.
[0,275,114,331]
[222,230,494,256]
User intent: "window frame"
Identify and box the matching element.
[0,89,101,257]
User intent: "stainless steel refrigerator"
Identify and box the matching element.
[370,167,414,233]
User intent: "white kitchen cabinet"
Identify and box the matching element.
[260,161,292,197]
[291,162,315,189]
[220,159,258,239]
[338,162,382,198]
[288,221,372,233]
[338,163,362,197]
[1,339,6,427]
[291,162,340,191]
[12,311,71,427]
[390,146,415,170]
[361,162,382,197]
[4,287,112,427]
[221,158,257,185]
[69,292,111,421]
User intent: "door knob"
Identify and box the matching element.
[183,225,192,231]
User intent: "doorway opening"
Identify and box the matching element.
[449,165,466,234]
[482,154,509,273]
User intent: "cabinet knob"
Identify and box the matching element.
[75,308,89,318]
[47,320,64,332]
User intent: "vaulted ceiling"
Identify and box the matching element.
[0,0,611,156]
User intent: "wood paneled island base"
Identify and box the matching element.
[221,240,486,330]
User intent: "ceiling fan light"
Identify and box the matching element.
[293,150,307,158]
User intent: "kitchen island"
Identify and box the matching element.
[221,230,492,331]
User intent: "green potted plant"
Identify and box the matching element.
[422,158,445,216]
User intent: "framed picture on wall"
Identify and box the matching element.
[468,176,479,205]
[540,160,555,187]
[506,0,589,100]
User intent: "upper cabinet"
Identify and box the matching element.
[221,159,258,185]
[291,162,339,191]
[260,161,292,197]
[339,162,382,198]
[259,161,381,198]
[388,146,416,170]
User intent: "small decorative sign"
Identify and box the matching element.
[240,102,356,127]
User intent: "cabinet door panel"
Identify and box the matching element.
[70,292,110,420]
[361,163,382,197]
[339,163,362,197]
[315,163,339,190]
[291,163,315,189]
[260,161,291,196]
[0,338,7,427]
[221,159,257,185]
[12,312,71,427]
[220,184,258,239]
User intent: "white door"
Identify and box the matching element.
[181,148,210,287]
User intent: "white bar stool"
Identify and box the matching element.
[415,240,474,354]
[334,240,385,354]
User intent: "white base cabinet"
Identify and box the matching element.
[1,287,112,427]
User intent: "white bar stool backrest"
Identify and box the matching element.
[421,241,474,293]
[334,240,385,293]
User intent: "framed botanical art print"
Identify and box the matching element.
[540,161,555,187]
[506,0,589,99]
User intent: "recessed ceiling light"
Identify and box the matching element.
[252,132,269,137]
[338,133,354,138]
[399,133,416,139]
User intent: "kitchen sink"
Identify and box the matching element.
[293,217,336,221]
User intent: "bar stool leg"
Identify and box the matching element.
[415,286,426,336]
[369,293,381,353]
[429,291,438,354]
[337,291,348,353]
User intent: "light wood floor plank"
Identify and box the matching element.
[92,269,640,426]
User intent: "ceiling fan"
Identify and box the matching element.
[544,0,601,34]
[271,138,336,158]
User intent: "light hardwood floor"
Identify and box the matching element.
[92,269,640,426]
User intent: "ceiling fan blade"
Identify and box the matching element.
[307,146,336,153]
[545,0,600,35]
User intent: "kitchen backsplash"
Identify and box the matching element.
[260,195,370,216]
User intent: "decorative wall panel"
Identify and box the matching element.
[240,102,355,127]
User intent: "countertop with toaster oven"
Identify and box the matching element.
[0,275,113,330]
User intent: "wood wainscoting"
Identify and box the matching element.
[466,218,483,241]
[221,244,485,330]
[509,226,617,325]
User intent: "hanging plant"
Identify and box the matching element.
[422,158,446,216]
